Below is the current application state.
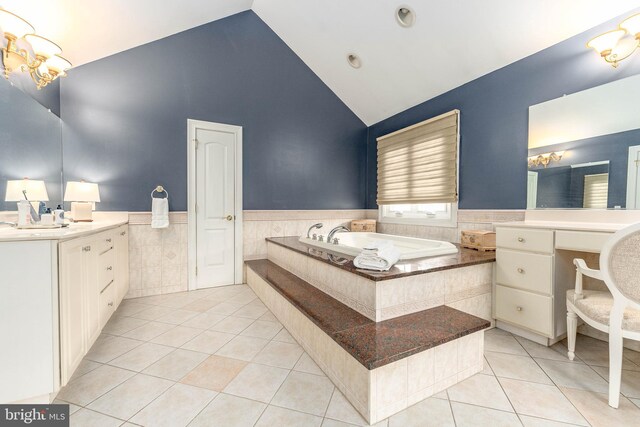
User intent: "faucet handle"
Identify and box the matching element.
[318,235,324,242]
[333,238,339,245]
[312,233,317,240]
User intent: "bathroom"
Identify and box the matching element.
[1,1,640,426]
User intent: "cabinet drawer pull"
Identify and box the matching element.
[82,245,91,252]
[108,302,114,307]
[100,280,114,294]
[516,306,523,311]
[106,266,113,271]
[517,237,525,243]
[100,246,114,256]
[106,238,112,243]
[517,268,525,274]
[120,231,126,236]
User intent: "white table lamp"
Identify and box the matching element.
[5,178,49,206]
[64,181,100,222]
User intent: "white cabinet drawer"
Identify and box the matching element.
[98,249,115,288]
[496,227,554,254]
[99,281,116,328]
[495,285,553,337]
[496,249,553,295]
[555,230,611,253]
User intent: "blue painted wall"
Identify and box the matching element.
[60,11,367,212]
[7,72,61,116]
[366,9,640,209]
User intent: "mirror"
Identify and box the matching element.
[0,78,62,212]
[527,74,640,209]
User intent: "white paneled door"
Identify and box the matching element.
[627,145,640,209]
[189,120,243,289]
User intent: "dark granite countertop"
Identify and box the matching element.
[266,236,495,281]
[247,259,490,370]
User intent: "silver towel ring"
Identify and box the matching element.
[151,185,169,198]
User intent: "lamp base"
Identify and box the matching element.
[70,202,93,222]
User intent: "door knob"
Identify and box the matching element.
[226,215,233,221]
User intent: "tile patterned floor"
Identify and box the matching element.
[56,285,640,427]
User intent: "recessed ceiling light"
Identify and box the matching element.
[347,54,361,69]
[396,6,415,27]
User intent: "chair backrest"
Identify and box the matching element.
[600,222,640,308]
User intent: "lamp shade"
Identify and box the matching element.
[64,181,100,202]
[24,34,62,59]
[587,29,625,54]
[45,54,72,74]
[0,9,34,38]
[620,13,640,37]
[5,179,49,201]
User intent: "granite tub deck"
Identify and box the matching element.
[246,259,489,424]
[266,236,496,322]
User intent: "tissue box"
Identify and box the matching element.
[460,230,496,252]
[351,219,376,232]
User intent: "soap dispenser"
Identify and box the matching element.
[53,205,65,225]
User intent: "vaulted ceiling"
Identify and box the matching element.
[2,0,639,125]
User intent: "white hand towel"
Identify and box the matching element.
[353,241,401,271]
[151,197,169,229]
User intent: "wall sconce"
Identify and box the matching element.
[528,151,565,168]
[587,13,640,68]
[0,8,72,89]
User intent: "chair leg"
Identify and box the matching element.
[567,309,577,361]
[609,329,623,408]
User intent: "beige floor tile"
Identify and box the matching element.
[536,358,609,393]
[632,398,640,409]
[87,373,173,420]
[69,359,102,382]
[433,390,449,399]
[259,311,279,322]
[182,298,225,312]
[181,312,227,329]
[484,331,528,356]
[227,292,258,305]
[181,330,236,354]
[224,363,289,403]
[142,348,209,381]
[273,328,298,344]
[515,336,574,362]
[156,308,200,325]
[206,286,245,300]
[180,355,247,391]
[294,352,326,376]
[253,341,304,369]
[158,294,200,309]
[485,351,553,384]
[591,366,640,398]
[232,303,269,319]
[189,393,267,427]
[322,419,389,427]
[216,335,270,361]
[450,402,521,427]
[625,348,640,365]
[240,320,283,339]
[499,378,588,425]
[69,409,123,427]
[447,373,513,412]
[519,414,585,426]
[209,315,255,334]
[388,397,455,427]
[122,321,175,341]
[85,334,143,363]
[57,365,135,406]
[117,301,153,316]
[151,325,202,347]
[561,386,640,427]
[255,405,322,427]
[480,357,494,375]
[207,301,246,316]
[102,315,148,336]
[130,383,217,427]
[271,371,335,416]
[108,342,174,371]
[129,305,175,321]
[325,389,371,426]
[52,399,81,415]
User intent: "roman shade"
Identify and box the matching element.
[377,110,459,205]
[583,173,609,209]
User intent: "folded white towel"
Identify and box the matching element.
[151,197,169,229]
[353,241,401,271]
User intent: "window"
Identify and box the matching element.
[583,173,609,208]
[377,110,459,227]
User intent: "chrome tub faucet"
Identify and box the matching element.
[307,223,323,238]
[327,225,350,244]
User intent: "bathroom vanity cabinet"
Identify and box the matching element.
[0,220,129,403]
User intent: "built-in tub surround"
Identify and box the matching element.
[267,236,494,322]
[246,260,488,424]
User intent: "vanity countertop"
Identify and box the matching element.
[496,220,629,233]
[0,219,128,242]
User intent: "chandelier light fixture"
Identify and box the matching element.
[0,8,71,89]
[587,13,640,68]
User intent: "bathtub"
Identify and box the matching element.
[298,232,457,260]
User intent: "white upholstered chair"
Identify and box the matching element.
[566,222,640,408]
